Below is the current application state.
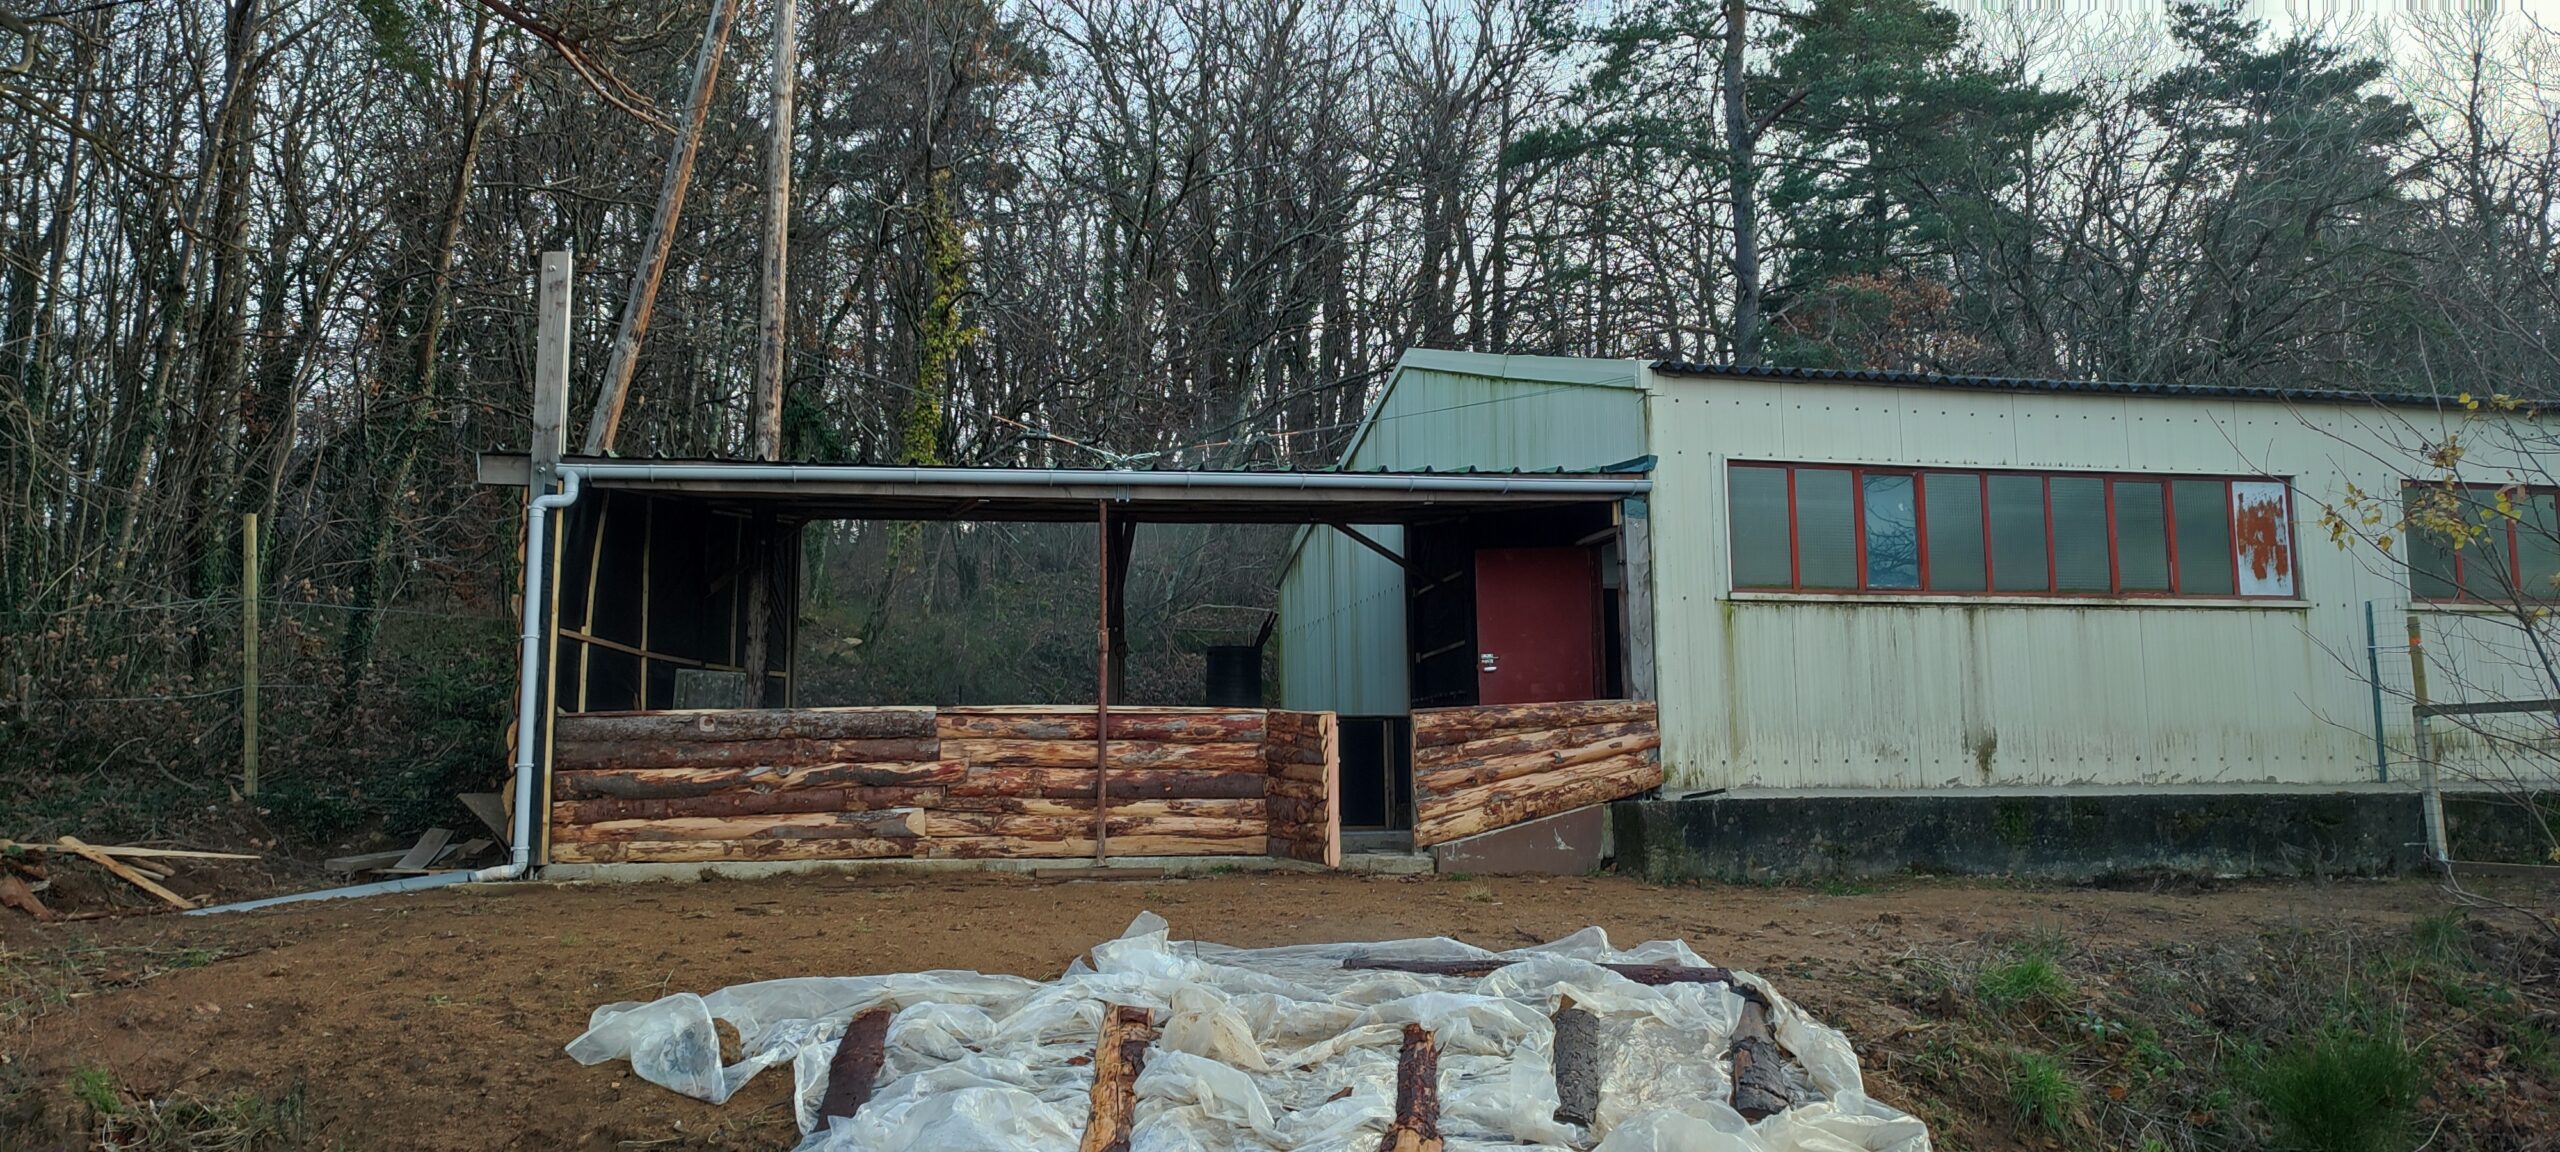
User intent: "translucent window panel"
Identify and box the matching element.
[1863,474,1920,589]
[1987,474,2049,592]
[2231,480,2296,597]
[2113,481,2172,592]
[1726,465,1793,588]
[2521,493,2560,600]
[1923,473,1987,591]
[2403,487,2459,600]
[2171,480,2236,596]
[1794,468,1859,589]
[2049,476,2112,592]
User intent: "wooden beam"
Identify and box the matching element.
[59,836,192,910]
[1078,1005,1154,1152]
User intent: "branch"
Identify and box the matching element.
[467,0,672,133]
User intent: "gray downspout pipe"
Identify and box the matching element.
[191,471,583,915]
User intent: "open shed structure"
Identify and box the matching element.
[478,454,1665,870]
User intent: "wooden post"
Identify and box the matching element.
[1620,496,1655,701]
[750,0,797,460]
[585,0,743,455]
[2407,613,2447,864]
[532,251,572,481]
[1094,500,1111,863]
[241,511,260,797]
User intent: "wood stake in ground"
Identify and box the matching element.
[58,836,192,909]
[1379,1022,1442,1152]
[817,1006,892,1123]
[1078,1004,1154,1152]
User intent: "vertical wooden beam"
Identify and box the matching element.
[2408,613,2446,864]
[240,511,260,797]
[1619,497,1655,702]
[751,0,797,460]
[531,250,571,484]
[1094,501,1112,862]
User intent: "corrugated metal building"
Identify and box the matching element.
[1279,349,2549,800]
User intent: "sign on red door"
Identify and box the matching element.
[1473,547,1601,705]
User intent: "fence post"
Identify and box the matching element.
[2406,612,2445,866]
[242,511,261,798]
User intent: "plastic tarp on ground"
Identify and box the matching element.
[566,913,1930,1152]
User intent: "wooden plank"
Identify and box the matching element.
[59,836,193,910]
[818,1007,893,1123]
[1078,1005,1154,1152]
[936,711,1263,743]
[944,767,1265,801]
[0,842,259,861]
[554,736,938,770]
[549,836,919,864]
[458,792,511,840]
[0,872,53,921]
[557,707,936,744]
[1411,754,1662,847]
[551,809,925,844]
[553,761,964,800]
[325,849,408,873]
[1414,731,1661,799]
[391,827,454,871]
[942,738,1264,771]
[1381,1023,1443,1152]
[1410,700,1655,748]
[552,786,941,825]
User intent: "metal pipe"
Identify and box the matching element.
[511,470,584,869]
[561,460,1650,497]
[1094,500,1111,864]
[2364,600,2388,783]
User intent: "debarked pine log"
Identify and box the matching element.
[1079,1005,1155,1152]
[1409,700,1654,748]
[556,707,936,743]
[553,761,964,799]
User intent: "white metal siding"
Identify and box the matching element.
[1644,372,2549,789]
[1274,352,1649,715]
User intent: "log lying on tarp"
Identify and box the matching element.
[557,707,936,744]
[1379,1022,1443,1152]
[1725,997,1790,1120]
[1079,1004,1154,1152]
[554,761,964,800]
[818,1006,893,1123]
[1551,996,1599,1127]
[555,736,940,771]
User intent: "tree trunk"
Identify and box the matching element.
[1721,0,1761,365]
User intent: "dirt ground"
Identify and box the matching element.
[0,870,2515,1150]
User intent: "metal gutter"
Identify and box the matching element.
[559,460,1650,496]
[1649,360,2463,409]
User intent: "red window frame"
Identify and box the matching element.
[2404,482,2560,603]
[1728,462,2298,600]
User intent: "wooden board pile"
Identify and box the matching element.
[0,839,260,919]
[565,915,1930,1152]
[549,706,1336,864]
[1410,700,1663,847]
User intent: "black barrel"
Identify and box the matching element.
[1203,645,1263,707]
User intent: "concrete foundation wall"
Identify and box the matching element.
[1610,791,2552,883]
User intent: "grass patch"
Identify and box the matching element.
[1976,949,2069,1012]
[2254,1029,2423,1152]
[68,1065,120,1116]
[2005,1048,2079,1132]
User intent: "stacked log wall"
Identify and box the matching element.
[1263,711,1340,866]
[549,706,1282,863]
[1408,700,1661,847]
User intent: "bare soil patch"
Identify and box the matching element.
[0,871,2540,1151]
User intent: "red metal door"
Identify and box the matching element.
[1473,547,1600,705]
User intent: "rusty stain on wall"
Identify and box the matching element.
[2232,482,2294,594]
